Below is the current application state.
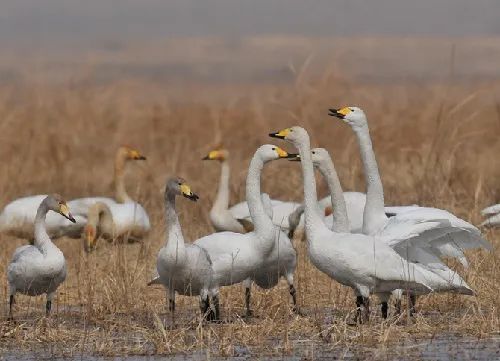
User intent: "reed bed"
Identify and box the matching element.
[0,70,499,358]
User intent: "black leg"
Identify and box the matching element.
[169,298,175,313]
[245,287,253,318]
[355,296,363,323]
[363,297,370,322]
[211,294,220,322]
[46,300,52,316]
[8,295,14,320]
[381,302,388,319]
[394,299,402,315]
[409,294,416,316]
[289,284,300,314]
[200,296,210,320]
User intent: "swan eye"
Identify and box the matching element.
[271,147,276,151]
[350,108,355,112]
[178,182,182,186]
[312,151,316,155]
[290,129,293,132]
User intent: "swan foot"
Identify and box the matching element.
[289,285,303,316]
[8,295,15,320]
[408,294,416,317]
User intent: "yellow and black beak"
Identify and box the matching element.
[202,150,219,161]
[269,128,291,139]
[287,153,301,162]
[59,203,76,223]
[274,146,296,159]
[180,183,199,202]
[328,107,350,119]
[130,149,147,160]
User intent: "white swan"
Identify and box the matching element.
[329,107,491,259]
[7,194,76,319]
[202,147,301,231]
[305,147,474,317]
[269,126,468,322]
[0,146,149,240]
[480,204,500,227]
[195,145,298,317]
[202,147,274,233]
[155,177,217,321]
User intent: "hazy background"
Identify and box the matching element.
[0,0,499,85]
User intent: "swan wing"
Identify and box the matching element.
[67,197,117,216]
[109,202,151,236]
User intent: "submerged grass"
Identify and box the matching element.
[0,69,499,358]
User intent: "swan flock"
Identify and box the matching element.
[1,107,492,325]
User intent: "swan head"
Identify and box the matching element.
[269,126,309,145]
[45,194,76,223]
[166,177,199,202]
[202,148,228,161]
[257,144,295,162]
[328,106,367,129]
[287,148,331,168]
[118,146,147,161]
[83,224,97,252]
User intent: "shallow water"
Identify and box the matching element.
[2,335,499,360]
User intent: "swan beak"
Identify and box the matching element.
[328,107,350,119]
[202,150,220,161]
[324,206,333,217]
[180,184,199,202]
[59,203,76,223]
[275,147,295,159]
[130,149,147,160]
[269,128,290,139]
[287,153,301,161]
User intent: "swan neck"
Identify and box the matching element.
[34,201,54,255]
[246,154,274,238]
[294,139,328,236]
[164,191,186,262]
[212,161,230,211]
[317,161,350,232]
[355,125,387,234]
[114,154,132,203]
[88,203,114,236]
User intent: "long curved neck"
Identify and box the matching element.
[88,202,114,236]
[114,154,132,203]
[354,124,388,234]
[246,154,274,239]
[34,201,55,256]
[212,160,230,212]
[164,191,186,264]
[294,139,329,237]
[317,160,350,233]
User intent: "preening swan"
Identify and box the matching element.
[155,177,217,321]
[195,145,298,317]
[269,126,465,322]
[74,146,150,248]
[7,194,76,319]
[0,146,149,240]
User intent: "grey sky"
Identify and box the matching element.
[0,0,499,49]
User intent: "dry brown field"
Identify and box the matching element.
[0,37,499,359]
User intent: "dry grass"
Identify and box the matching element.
[0,63,499,358]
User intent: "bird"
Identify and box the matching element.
[295,147,475,318]
[155,177,217,323]
[269,126,467,323]
[202,146,302,233]
[7,194,76,319]
[72,146,150,249]
[0,146,149,240]
[194,145,298,317]
[328,107,490,263]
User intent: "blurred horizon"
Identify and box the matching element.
[0,0,499,85]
